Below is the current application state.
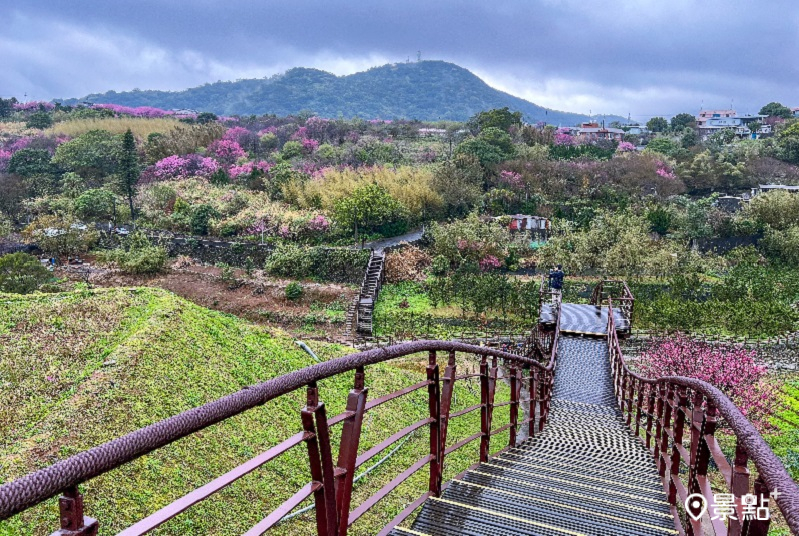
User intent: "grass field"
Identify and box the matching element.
[46,117,183,138]
[0,287,509,535]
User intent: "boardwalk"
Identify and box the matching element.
[392,336,675,536]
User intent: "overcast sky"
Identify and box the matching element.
[3,0,798,120]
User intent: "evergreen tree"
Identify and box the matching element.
[118,129,140,222]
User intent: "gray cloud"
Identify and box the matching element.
[3,0,798,118]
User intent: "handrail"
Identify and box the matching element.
[606,294,799,534]
[0,317,562,536]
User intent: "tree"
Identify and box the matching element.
[746,189,799,231]
[196,112,218,124]
[0,253,51,294]
[759,102,792,119]
[25,111,53,130]
[670,113,695,131]
[643,137,678,156]
[53,129,123,182]
[638,334,778,431]
[118,129,140,221]
[468,107,523,133]
[333,184,407,240]
[454,127,516,167]
[22,214,98,257]
[773,122,799,164]
[7,149,53,177]
[646,117,669,133]
[74,188,117,222]
[0,97,16,118]
[431,154,483,216]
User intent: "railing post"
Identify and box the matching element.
[480,356,498,461]
[634,379,645,437]
[302,382,338,536]
[687,391,706,497]
[657,383,672,478]
[479,354,490,462]
[509,362,520,448]
[747,476,771,536]
[427,351,442,496]
[645,383,657,450]
[438,351,457,481]
[334,367,368,536]
[728,441,751,536]
[667,386,688,507]
[52,486,98,536]
[529,366,539,439]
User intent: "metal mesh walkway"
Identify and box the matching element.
[391,336,676,536]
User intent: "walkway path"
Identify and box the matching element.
[357,227,424,252]
[392,335,675,536]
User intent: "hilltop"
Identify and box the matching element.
[59,61,623,124]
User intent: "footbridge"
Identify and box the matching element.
[1,280,798,535]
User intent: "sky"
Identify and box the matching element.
[3,0,798,121]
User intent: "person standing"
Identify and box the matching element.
[549,264,565,291]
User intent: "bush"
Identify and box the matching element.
[96,232,167,274]
[0,253,52,294]
[265,244,370,283]
[285,281,303,300]
[190,204,220,236]
[636,334,780,432]
[384,245,432,283]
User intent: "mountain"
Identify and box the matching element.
[59,61,624,125]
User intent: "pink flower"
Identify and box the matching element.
[278,225,292,238]
[479,255,502,271]
[45,375,55,382]
[554,132,576,146]
[229,160,273,179]
[499,170,524,190]
[141,154,220,183]
[14,101,55,111]
[208,139,246,166]
[307,214,330,232]
[94,103,171,117]
[301,138,319,153]
[222,127,251,145]
[616,141,636,153]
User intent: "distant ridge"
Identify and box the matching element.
[58,61,624,125]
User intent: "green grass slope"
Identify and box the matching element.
[0,287,506,535]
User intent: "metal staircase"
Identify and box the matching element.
[392,336,676,536]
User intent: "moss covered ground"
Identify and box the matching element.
[0,287,508,535]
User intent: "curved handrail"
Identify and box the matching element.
[0,339,556,525]
[607,296,799,533]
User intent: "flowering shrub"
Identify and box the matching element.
[479,255,502,271]
[498,170,524,190]
[0,150,11,173]
[13,101,55,111]
[208,139,246,166]
[222,127,251,145]
[637,335,780,431]
[93,103,171,118]
[554,128,577,146]
[301,138,320,153]
[616,141,636,153]
[306,214,330,232]
[229,161,273,179]
[655,160,677,179]
[143,154,220,182]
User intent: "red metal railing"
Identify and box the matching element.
[0,310,560,535]
[606,295,799,535]
[591,279,634,327]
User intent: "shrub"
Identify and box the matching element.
[285,281,303,300]
[96,232,167,274]
[190,204,220,236]
[265,244,370,283]
[636,335,780,432]
[0,253,52,294]
[384,245,432,283]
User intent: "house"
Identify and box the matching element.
[418,128,447,137]
[697,113,771,139]
[624,124,649,135]
[752,184,799,196]
[576,122,625,142]
[496,214,550,232]
[696,109,736,128]
[715,195,744,212]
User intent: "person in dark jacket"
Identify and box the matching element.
[549,264,564,290]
